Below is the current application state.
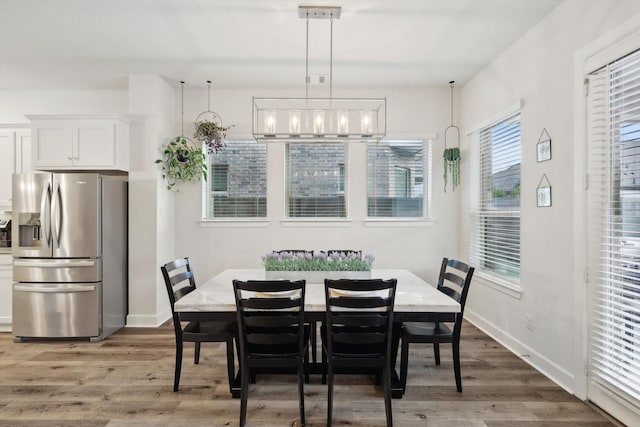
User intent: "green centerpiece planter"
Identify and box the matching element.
[262,251,374,283]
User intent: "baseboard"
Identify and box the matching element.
[125,309,170,328]
[0,317,11,333]
[465,308,575,394]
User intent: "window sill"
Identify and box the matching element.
[364,218,435,227]
[474,270,522,299]
[199,219,270,228]
[280,218,352,227]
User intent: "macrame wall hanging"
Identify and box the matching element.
[443,80,460,192]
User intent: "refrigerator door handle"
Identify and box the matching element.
[40,182,52,247]
[14,284,96,293]
[51,182,62,249]
[13,259,97,268]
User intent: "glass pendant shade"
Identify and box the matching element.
[253,97,386,142]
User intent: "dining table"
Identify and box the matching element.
[174,268,460,398]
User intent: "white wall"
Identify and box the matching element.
[458,0,640,402]
[169,86,461,289]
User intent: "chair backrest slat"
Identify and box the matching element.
[324,278,397,358]
[160,257,197,339]
[436,257,475,336]
[233,279,306,359]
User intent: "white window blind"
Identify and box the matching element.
[202,140,267,218]
[469,112,521,280]
[366,140,430,218]
[587,49,640,408]
[285,143,346,218]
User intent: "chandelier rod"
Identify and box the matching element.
[330,12,334,101]
[180,81,186,137]
[305,12,310,100]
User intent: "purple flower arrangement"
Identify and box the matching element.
[262,251,374,272]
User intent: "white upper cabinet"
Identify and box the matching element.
[0,128,31,207]
[28,115,129,172]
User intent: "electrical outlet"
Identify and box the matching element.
[525,314,535,331]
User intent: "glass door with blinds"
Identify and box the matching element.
[586,48,640,421]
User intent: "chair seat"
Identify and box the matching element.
[401,322,453,342]
[182,320,235,341]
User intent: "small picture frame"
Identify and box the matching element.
[536,174,552,207]
[537,128,552,162]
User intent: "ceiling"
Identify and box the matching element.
[0,0,562,90]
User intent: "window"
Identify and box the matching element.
[285,143,346,218]
[203,140,267,218]
[211,164,229,193]
[587,49,640,408]
[469,112,521,280]
[367,140,429,218]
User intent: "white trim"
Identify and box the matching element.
[364,218,435,227]
[0,317,11,332]
[280,218,352,227]
[576,14,640,409]
[199,219,270,228]
[584,14,640,74]
[588,382,640,427]
[473,270,522,299]
[125,311,170,328]
[465,100,524,136]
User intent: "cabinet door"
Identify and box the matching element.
[15,130,32,173]
[33,121,73,168]
[0,255,12,332]
[0,131,16,206]
[73,120,116,168]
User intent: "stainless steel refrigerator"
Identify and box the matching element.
[11,173,127,341]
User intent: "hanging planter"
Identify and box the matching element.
[443,80,461,192]
[194,80,234,154]
[155,81,207,191]
[155,136,207,191]
[194,119,231,153]
[443,146,461,191]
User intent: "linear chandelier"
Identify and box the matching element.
[252,6,386,143]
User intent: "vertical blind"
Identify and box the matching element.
[286,143,346,218]
[588,49,640,408]
[469,113,521,280]
[203,140,267,218]
[366,140,429,218]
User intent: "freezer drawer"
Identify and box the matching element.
[13,258,101,283]
[12,282,100,338]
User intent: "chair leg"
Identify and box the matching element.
[240,361,249,427]
[310,321,317,364]
[174,340,183,392]
[433,343,440,365]
[400,338,409,395]
[453,340,462,392]
[225,338,235,394]
[383,365,393,427]
[321,345,327,385]
[327,361,334,427]
[194,342,201,364]
[304,343,310,384]
[298,359,306,426]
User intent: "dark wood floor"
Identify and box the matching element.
[0,321,620,426]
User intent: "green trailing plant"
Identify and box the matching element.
[155,136,207,191]
[443,147,461,192]
[194,120,232,154]
[262,251,375,272]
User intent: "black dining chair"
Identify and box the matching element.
[233,279,309,427]
[160,257,237,392]
[322,278,397,427]
[399,258,474,393]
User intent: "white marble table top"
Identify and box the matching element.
[175,269,460,314]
